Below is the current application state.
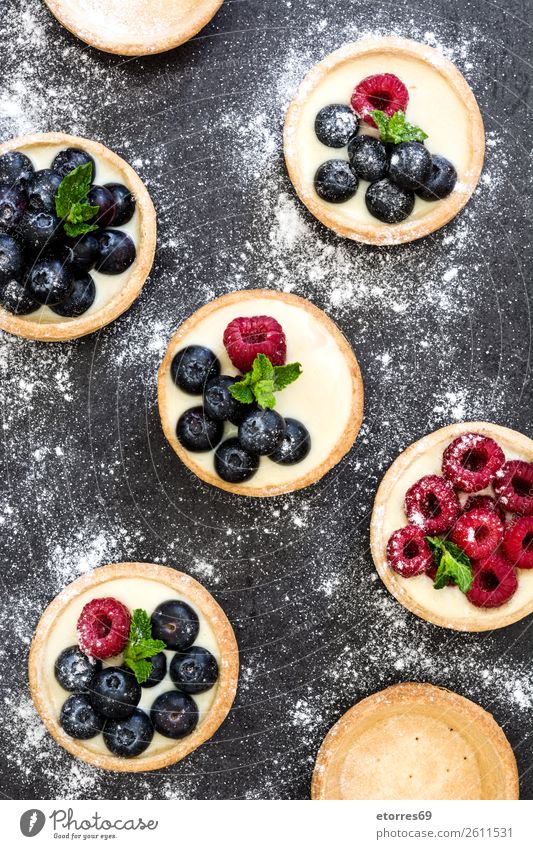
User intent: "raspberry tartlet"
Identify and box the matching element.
[284,37,484,245]
[311,683,518,800]
[370,422,533,631]
[0,133,156,342]
[29,563,239,772]
[158,289,364,497]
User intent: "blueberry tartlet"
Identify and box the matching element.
[29,563,238,772]
[0,132,156,341]
[370,422,533,631]
[158,289,364,496]
[284,37,484,245]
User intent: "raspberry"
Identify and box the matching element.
[493,460,533,515]
[451,507,504,560]
[442,432,505,493]
[351,73,409,128]
[223,315,286,374]
[462,494,506,523]
[404,474,460,535]
[77,597,131,660]
[466,555,518,608]
[503,516,533,569]
[386,526,433,577]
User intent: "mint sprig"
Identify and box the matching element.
[123,608,166,684]
[229,353,302,409]
[426,537,473,594]
[371,110,428,144]
[55,162,99,238]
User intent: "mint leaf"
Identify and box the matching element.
[229,354,303,409]
[123,608,166,684]
[69,201,99,224]
[127,658,152,685]
[370,109,428,144]
[229,382,255,404]
[273,362,302,391]
[254,379,276,409]
[371,109,390,139]
[55,162,99,238]
[426,536,473,594]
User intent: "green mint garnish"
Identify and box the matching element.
[55,162,99,238]
[122,608,166,684]
[229,353,302,410]
[426,536,473,594]
[371,109,428,144]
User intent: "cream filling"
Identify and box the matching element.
[162,298,356,489]
[44,577,220,756]
[293,52,472,225]
[17,143,140,324]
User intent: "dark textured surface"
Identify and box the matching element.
[0,0,532,800]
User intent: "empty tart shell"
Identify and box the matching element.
[312,683,519,800]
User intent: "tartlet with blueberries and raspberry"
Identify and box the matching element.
[158,289,364,497]
[370,422,533,631]
[284,37,484,245]
[0,133,156,341]
[29,562,238,772]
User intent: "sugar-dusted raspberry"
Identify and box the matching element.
[502,516,533,569]
[404,474,460,535]
[466,555,518,608]
[451,507,504,560]
[386,526,433,577]
[77,597,131,660]
[493,460,533,515]
[462,494,506,523]
[223,315,286,374]
[442,432,505,493]
[351,73,409,127]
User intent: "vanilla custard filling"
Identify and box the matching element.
[44,577,220,756]
[18,143,140,324]
[163,297,356,489]
[293,52,471,225]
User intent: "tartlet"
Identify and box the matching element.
[311,683,519,800]
[284,37,485,245]
[29,562,239,772]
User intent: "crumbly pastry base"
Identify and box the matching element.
[157,289,364,497]
[370,422,533,631]
[43,0,224,56]
[0,133,156,342]
[29,562,239,773]
[311,683,519,800]
[284,37,485,245]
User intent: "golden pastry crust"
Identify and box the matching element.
[29,562,239,773]
[0,133,156,342]
[157,289,364,497]
[284,37,485,245]
[312,682,519,800]
[43,0,224,56]
[370,422,533,631]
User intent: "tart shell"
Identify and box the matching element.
[0,133,156,342]
[157,289,364,497]
[284,37,485,245]
[311,682,519,800]
[370,422,533,631]
[29,562,239,773]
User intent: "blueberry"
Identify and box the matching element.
[204,375,250,424]
[314,160,358,203]
[365,178,414,223]
[87,185,115,228]
[64,233,100,272]
[0,279,39,315]
[52,147,95,179]
[315,104,359,148]
[0,185,27,232]
[19,211,61,251]
[151,600,200,651]
[238,408,286,456]
[27,169,62,213]
[348,135,388,182]
[50,273,95,317]
[416,154,457,200]
[270,418,311,465]
[214,438,259,484]
[103,709,154,758]
[54,646,102,692]
[95,229,136,275]
[138,652,167,689]
[90,667,141,720]
[0,151,34,187]
[150,691,199,739]
[171,345,220,395]
[176,406,223,452]
[0,233,24,285]
[28,258,73,306]
[169,646,219,695]
[60,694,105,740]
[389,142,432,191]
[105,183,135,226]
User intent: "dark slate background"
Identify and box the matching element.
[0,0,532,800]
